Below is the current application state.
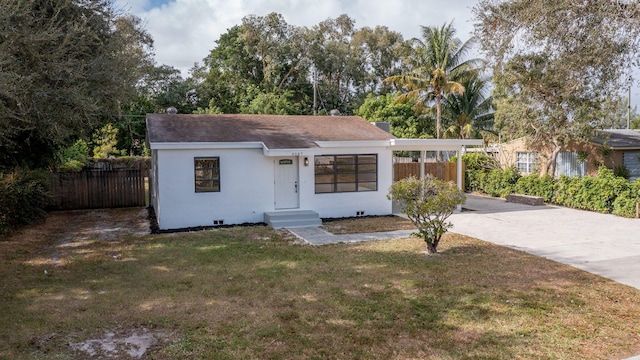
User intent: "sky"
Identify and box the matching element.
[113,0,480,76]
[113,0,640,109]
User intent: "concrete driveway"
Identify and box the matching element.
[448,194,640,290]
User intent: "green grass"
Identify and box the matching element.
[1,211,640,359]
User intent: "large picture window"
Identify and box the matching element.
[314,154,377,193]
[195,157,220,192]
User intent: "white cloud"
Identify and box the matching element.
[115,0,479,76]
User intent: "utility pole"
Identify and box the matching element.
[313,68,317,116]
[627,76,632,130]
[628,85,631,129]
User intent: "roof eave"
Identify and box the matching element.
[149,142,264,150]
[314,140,393,148]
[390,138,484,151]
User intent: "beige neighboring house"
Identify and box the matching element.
[497,129,640,181]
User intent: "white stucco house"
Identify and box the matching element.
[146,114,482,230]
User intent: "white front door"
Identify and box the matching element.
[274,157,299,209]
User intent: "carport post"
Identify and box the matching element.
[456,146,463,190]
[420,150,426,180]
[456,146,464,211]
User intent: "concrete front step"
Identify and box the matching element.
[264,210,322,228]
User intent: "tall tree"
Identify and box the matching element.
[199,25,263,114]
[474,0,640,174]
[385,22,479,139]
[198,14,312,114]
[195,13,407,115]
[116,64,198,155]
[0,0,154,167]
[241,13,309,93]
[306,14,362,114]
[350,25,408,96]
[443,74,494,139]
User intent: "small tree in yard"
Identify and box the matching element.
[388,176,466,254]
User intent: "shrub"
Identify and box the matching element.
[57,139,90,172]
[451,153,498,192]
[613,179,640,218]
[388,176,466,254]
[614,165,630,179]
[514,174,556,202]
[451,152,499,171]
[483,166,521,198]
[553,175,582,209]
[0,169,52,235]
[57,159,86,172]
[554,167,629,213]
[466,169,487,193]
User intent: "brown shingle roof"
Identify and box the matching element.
[146,114,395,149]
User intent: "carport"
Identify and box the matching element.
[389,138,484,191]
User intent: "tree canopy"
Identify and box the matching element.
[385,22,479,139]
[193,13,408,116]
[355,93,433,139]
[0,0,155,167]
[0,6,495,168]
[442,73,494,140]
[474,0,640,174]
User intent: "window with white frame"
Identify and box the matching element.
[194,157,220,192]
[516,152,538,174]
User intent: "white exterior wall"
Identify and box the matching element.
[150,150,160,213]
[154,145,393,230]
[299,147,394,219]
[155,147,275,230]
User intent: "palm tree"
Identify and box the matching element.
[443,74,495,139]
[385,22,479,140]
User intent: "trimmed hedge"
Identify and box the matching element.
[455,153,501,194]
[484,167,520,198]
[553,168,630,213]
[514,174,556,203]
[613,180,640,217]
[0,169,52,235]
[466,164,640,218]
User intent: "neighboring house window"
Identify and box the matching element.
[314,154,377,193]
[555,152,586,177]
[623,151,640,182]
[195,157,220,192]
[516,152,539,174]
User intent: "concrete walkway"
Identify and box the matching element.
[449,194,640,290]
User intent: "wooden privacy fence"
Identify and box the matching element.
[393,162,464,188]
[50,169,148,210]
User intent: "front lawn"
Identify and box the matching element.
[1,210,639,359]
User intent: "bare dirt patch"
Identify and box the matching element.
[1,207,159,359]
[0,207,150,264]
[69,326,172,359]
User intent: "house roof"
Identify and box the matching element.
[146,114,395,149]
[592,129,640,150]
